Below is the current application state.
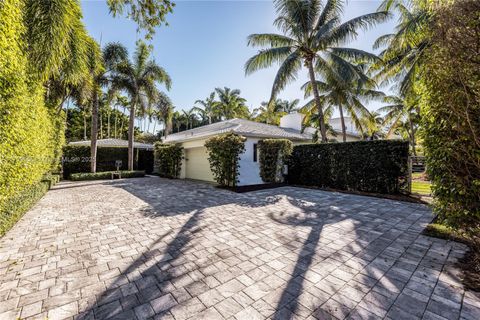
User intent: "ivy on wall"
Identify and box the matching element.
[258,139,293,183]
[205,132,246,187]
[0,0,64,230]
[154,143,183,178]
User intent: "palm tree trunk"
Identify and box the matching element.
[407,114,417,156]
[83,110,87,140]
[307,59,327,142]
[114,106,118,139]
[99,111,103,139]
[153,121,157,135]
[128,100,136,171]
[338,105,347,142]
[90,90,99,173]
[107,111,111,138]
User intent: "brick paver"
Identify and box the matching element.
[0,177,479,320]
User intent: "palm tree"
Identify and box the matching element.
[360,111,384,140]
[379,95,419,154]
[153,92,173,137]
[110,41,171,170]
[302,70,385,142]
[172,111,185,133]
[193,92,218,124]
[372,0,430,96]
[252,99,285,125]
[214,87,249,120]
[280,99,300,113]
[245,0,389,142]
[87,42,129,173]
[182,108,197,130]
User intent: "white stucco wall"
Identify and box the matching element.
[176,136,309,186]
[237,138,263,186]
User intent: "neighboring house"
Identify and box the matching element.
[164,114,311,185]
[69,138,154,150]
[328,117,363,142]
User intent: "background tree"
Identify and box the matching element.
[214,87,249,120]
[193,92,218,124]
[154,92,174,137]
[110,41,171,170]
[245,0,389,142]
[379,95,419,154]
[302,68,384,142]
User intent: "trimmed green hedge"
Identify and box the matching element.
[62,146,153,178]
[258,139,293,183]
[288,140,409,194]
[0,173,60,237]
[154,143,183,178]
[70,170,145,181]
[205,133,246,187]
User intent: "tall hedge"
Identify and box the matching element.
[154,143,183,178]
[419,0,480,228]
[0,0,64,225]
[205,133,246,187]
[62,146,154,178]
[288,141,409,194]
[258,139,293,183]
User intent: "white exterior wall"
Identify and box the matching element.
[176,136,308,186]
[237,138,262,186]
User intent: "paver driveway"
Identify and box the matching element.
[1,177,479,320]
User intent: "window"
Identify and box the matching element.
[253,143,258,162]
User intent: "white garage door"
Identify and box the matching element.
[185,147,215,182]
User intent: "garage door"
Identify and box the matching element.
[185,147,215,182]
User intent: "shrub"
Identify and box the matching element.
[205,133,246,187]
[419,0,480,229]
[0,173,60,237]
[154,143,183,178]
[70,171,145,181]
[258,139,293,183]
[0,0,64,226]
[288,140,409,194]
[62,146,154,178]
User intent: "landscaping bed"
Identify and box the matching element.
[69,170,145,181]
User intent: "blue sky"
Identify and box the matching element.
[81,0,396,123]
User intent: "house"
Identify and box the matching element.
[328,117,363,142]
[164,114,312,185]
[163,114,363,185]
[68,138,154,150]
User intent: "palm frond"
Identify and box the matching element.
[244,47,295,75]
[269,52,301,101]
[247,33,295,47]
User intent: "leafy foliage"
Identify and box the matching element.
[288,141,409,194]
[62,146,153,178]
[0,0,65,225]
[154,143,183,178]
[419,0,480,229]
[70,170,145,181]
[205,133,246,187]
[258,139,293,183]
[107,0,175,40]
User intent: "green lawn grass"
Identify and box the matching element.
[411,180,432,195]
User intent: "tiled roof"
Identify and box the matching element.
[68,139,154,150]
[164,118,312,143]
